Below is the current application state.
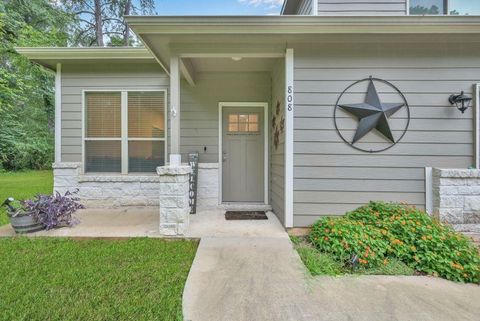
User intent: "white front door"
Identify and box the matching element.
[221,106,265,203]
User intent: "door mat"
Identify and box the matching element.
[225,211,268,220]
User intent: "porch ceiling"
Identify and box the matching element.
[125,15,480,75]
[190,57,277,73]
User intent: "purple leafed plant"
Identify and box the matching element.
[22,190,85,230]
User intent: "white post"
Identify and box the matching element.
[170,56,181,166]
[474,84,479,169]
[425,167,433,215]
[121,91,128,174]
[285,48,294,228]
[55,63,62,163]
[312,0,318,15]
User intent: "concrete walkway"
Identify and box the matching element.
[1,208,478,320]
[183,211,320,321]
[183,210,480,321]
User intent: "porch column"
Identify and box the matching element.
[284,48,294,228]
[55,63,62,163]
[170,55,181,165]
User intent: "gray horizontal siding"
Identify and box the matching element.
[317,0,407,16]
[292,42,480,227]
[60,63,168,163]
[180,72,271,163]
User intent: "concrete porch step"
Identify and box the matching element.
[220,203,273,212]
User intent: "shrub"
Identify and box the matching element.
[309,202,480,283]
[22,190,84,230]
[347,202,480,283]
[310,218,391,269]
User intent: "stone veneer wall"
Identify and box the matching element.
[432,168,480,228]
[197,163,219,209]
[53,162,220,208]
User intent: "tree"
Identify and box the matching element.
[0,0,72,170]
[62,0,155,47]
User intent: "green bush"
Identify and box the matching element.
[309,202,480,283]
[310,218,391,268]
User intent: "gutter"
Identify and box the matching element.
[14,47,154,61]
[125,15,480,34]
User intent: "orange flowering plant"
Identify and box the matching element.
[346,202,479,283]
[309,218,390,269]
[309,202,480,283]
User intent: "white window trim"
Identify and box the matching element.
[218,102,269,206]
[81,88,168,175]
[407,0,470,15]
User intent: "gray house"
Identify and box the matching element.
[17,0,480,234]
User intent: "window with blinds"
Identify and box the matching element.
[128,92,166,173]
[84,91,166,174]
[85,92,122,172]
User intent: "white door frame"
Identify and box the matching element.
[218,102,269,205]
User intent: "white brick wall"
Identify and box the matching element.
[53,162,220,209]
[432,168,480,226]
[157,165,192,235]
[197,163,219,209]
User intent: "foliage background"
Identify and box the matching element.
[0,0,155,171]
[0,0,71,170]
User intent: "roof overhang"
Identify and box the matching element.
[125,15,480,74]
[15,47,155,70]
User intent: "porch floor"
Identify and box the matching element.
[0,207,285,238]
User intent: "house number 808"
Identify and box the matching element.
[287,86,293,112]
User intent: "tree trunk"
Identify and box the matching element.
[94,0,104,46]
[123,0,131,46]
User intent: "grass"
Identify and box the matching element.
[0,237,198,321]
[0,170,53,226]
[291,236,415,277]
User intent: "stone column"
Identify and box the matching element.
[433,168,480,226]
[157,165,192,236]
[52,163,81,195]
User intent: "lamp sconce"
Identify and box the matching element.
[449,91,472,114]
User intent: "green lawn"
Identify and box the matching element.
[291,236,415,277]
[0,170,53,225]
[0,238,198,321]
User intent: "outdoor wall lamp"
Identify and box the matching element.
[449,91,472,114]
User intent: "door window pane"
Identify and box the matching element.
[449,0,480,15]
[228,113,260,133]
[128,141,165,173]
[410,0,445,15]
[85,141,121,173]
[249,123,259,132]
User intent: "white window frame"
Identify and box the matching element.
[82,89,168,175]
[407,0,474,15]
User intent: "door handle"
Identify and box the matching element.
[223,151,227,162]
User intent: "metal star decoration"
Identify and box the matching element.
[338,79,405,144]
